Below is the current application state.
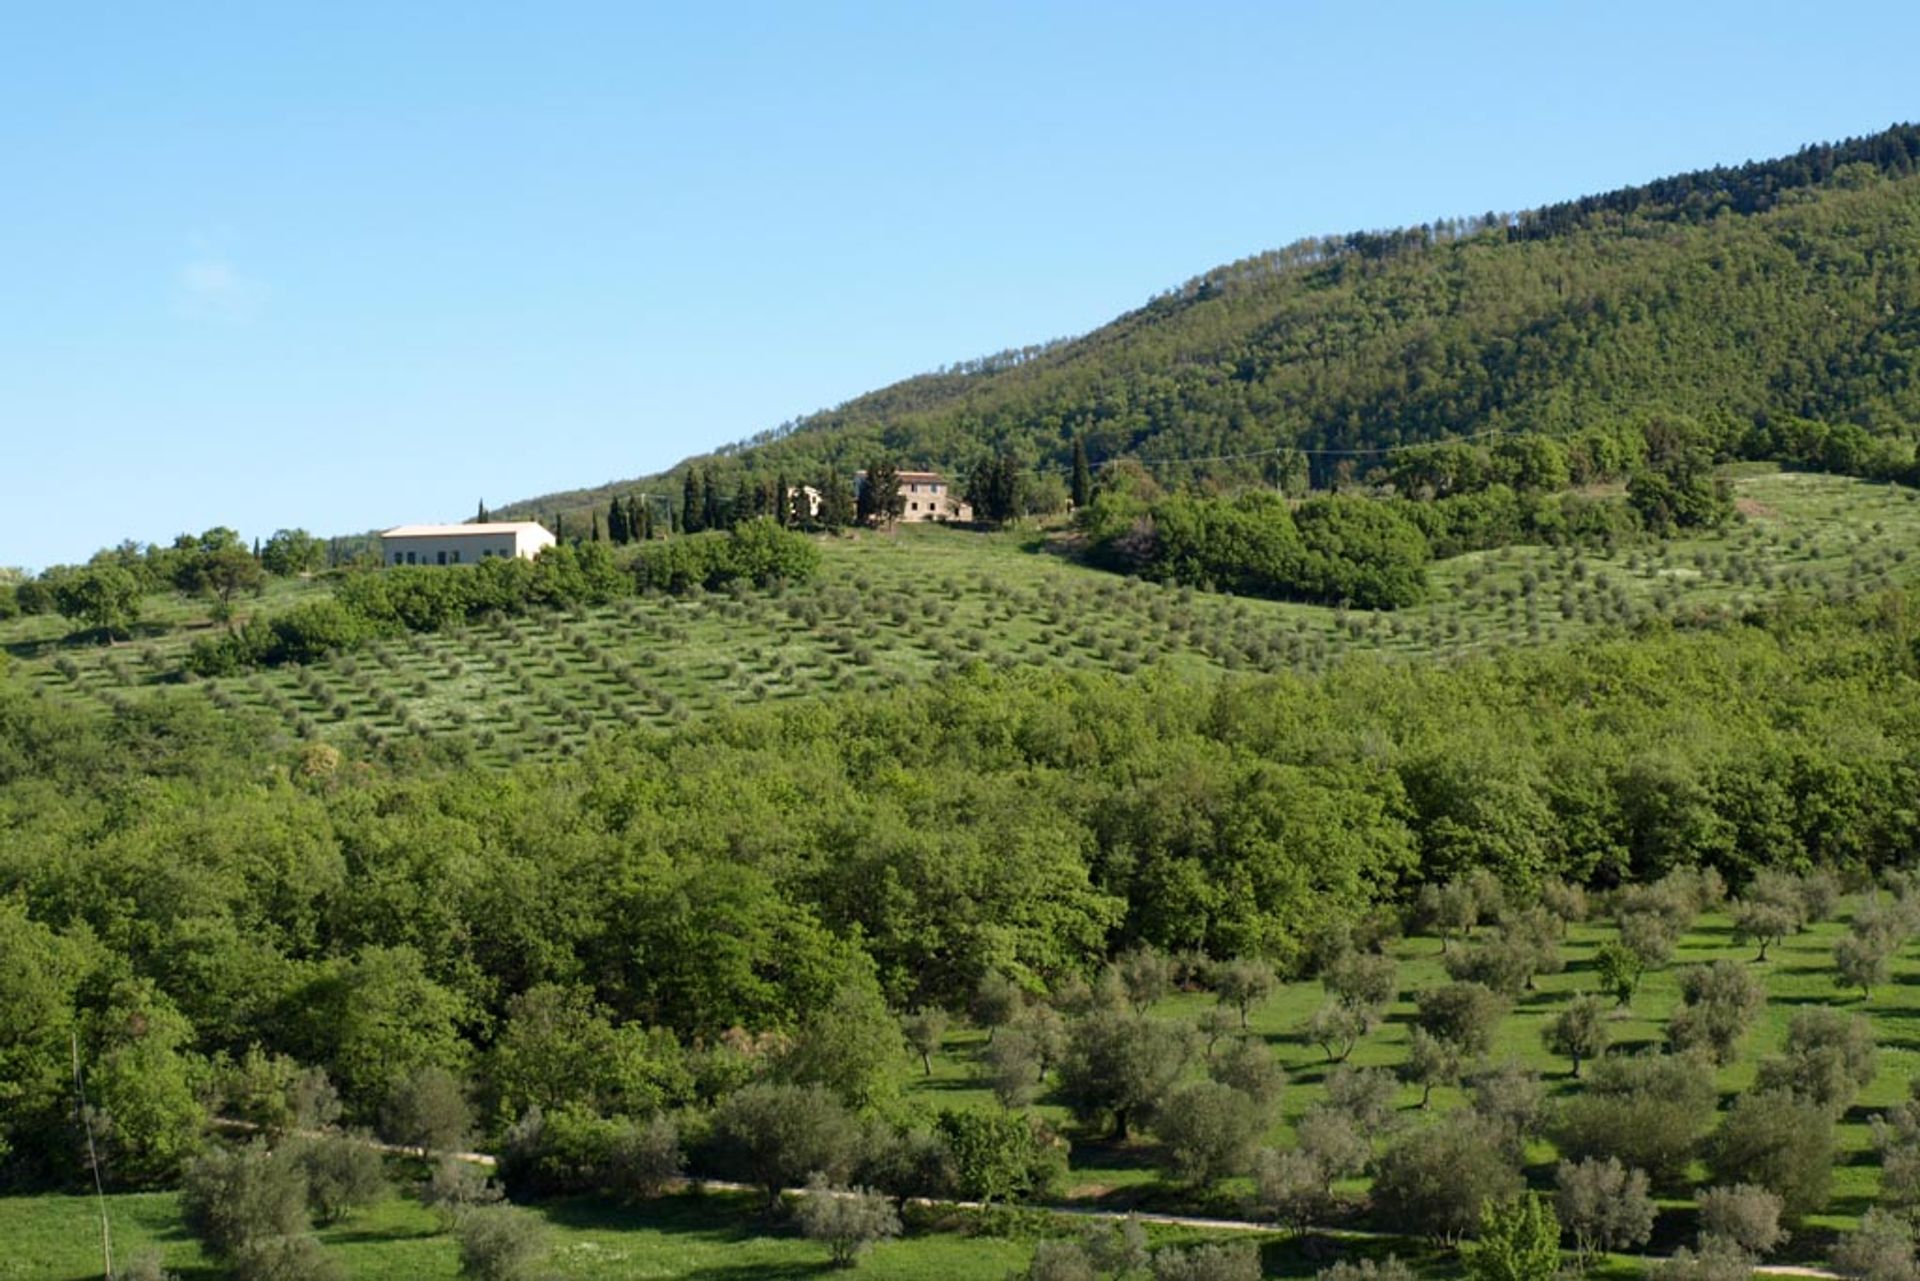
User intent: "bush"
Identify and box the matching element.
[793,1173,902,1268]
[1153,1081,1265,1186]
[1150,1241,1261,1281]
[380,1067,474,1157]
[1555,1157,1655,1258]
[1414,982,1507,1058]
[181,1141,311,1261]
[936,1108,1065,1204]
[708,1082,859,1211]
[1464,1194,1560,1281]
[1832,1207,1920,1281]
[1754,1007,1877,1115]
[453,1203,549,1281]
[1371,1114,1520,1242]
[180,1140,339,1281]
[1315,1259,1416,1281]
[1552,1053,1716,1189]
[1705,1090,1834,1222]
[292,1132,387,1225]
[1668,961,1766,1065]
[1697,1183,1787,1257]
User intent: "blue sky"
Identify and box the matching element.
[2,2,1916,570]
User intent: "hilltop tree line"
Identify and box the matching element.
[539,124,1920,515]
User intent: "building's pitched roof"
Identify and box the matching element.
[380,522,553,538]
[853,470,948,484]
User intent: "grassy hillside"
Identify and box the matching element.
[494,126,1920,525]
[5,468,1916,766]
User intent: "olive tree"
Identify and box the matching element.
[1555,1157,1655,1260]
[1542,993,1611,1079]
[793,1173,902,1268]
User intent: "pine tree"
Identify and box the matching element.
[682,471,706,534]
[1071,437,1092,509]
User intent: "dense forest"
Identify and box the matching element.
[7,590,1920,1183]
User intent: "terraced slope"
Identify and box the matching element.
[6,470,1917,767]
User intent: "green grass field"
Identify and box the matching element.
[5,469,1918,768]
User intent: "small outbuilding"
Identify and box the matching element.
[379,521,555,567]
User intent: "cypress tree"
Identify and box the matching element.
[819,471,854,530]
[476,499,490,524]
[774,473,792,527]
[701,472,722,532]
[554,512,567,543]
[636,498,653,541]
[608,499,628,545]
[592,510,605,542]
[682,471,706,534]
[732,476,756,527]
[1071,437,1092,509]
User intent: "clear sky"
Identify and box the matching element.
[2,2,1916,570]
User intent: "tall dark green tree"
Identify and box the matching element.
[858,459,904,528]
[819,471,855,529]
[966,453,1022,525]
[1071,437,1093,509]
[682,472,706,534]
[608,499,628,546]
[701,472,723,532]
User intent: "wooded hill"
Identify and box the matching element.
[499,123,1920,522]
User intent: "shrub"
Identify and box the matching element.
[1371,1114,1521,1242]
[292,1132,387,1225]
[1315,1259,1416,1281]
[1464,1194,1560,1281]
[793,1173,901,1268]
[1754,1007,1877,1115]
[936,1109,1064,1204]
[1552,1053,1716,1190]
[1705,1090,1834,1223]
[1555,1157,1655,1258]
[1648,1235,1759,1281]
[1831,1207,1920,1281]
[453,1203,549,1281]
[1697,1183,1787,1257]
[707,1082,859,1212]
[1414,982,1506,1058]
[1058,1010,1196,1139]
[1668,961,1767,1065]
[1153,1081,1265,1186]
[180,1141,337,1281]
[380,1067,474,1158]
[1150,1241,1261,1281]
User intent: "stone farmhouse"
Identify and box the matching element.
[379,521,556,566]
[856,470,973,522]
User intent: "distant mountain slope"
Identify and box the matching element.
[499,124,1920,522]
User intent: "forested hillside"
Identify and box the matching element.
[501,124,1920,522]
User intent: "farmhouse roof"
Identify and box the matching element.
[381,522,551,538]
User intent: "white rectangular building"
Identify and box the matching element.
[379,521,556,567]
